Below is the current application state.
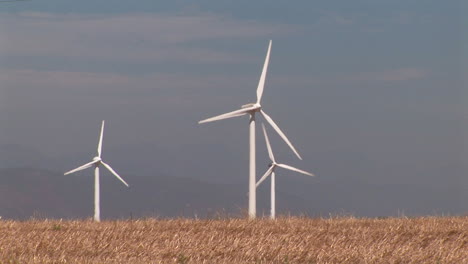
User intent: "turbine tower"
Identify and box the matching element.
[257,124,314,219]
[64,120,129,222]
[199,40,302,219]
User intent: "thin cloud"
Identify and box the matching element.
[311,10,432,33]
[270,68,428,87]
[0,68,253,111]
[346,68,428,82]
[316,12,355,26]
[0,12,296,65]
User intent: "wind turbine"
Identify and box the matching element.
[257,123,314,219]
[64,120,129,222]
[199,40,302,219]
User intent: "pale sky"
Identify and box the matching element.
[0,1,466,216]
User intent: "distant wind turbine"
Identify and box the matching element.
[64,120,129,222]
[199,40,302,219]
[257,124,314,219]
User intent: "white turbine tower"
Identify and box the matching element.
[64,120,129,222]
[257,124,314,219]
[199,40,302,219]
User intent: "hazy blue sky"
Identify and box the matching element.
[0,1,466,215]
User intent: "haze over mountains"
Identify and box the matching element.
[0,144,464,220]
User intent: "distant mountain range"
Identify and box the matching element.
[0,167,244,220]
[1,143,466,219]
[0,167,465,220]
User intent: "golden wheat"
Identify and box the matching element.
[0,217,466,263]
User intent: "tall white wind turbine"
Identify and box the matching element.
[199,40,302,219]
[257,124,314,219]
[64,120,129,222]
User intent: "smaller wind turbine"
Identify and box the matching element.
[257,123,315,219]
[64,120,129,222]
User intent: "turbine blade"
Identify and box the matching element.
[256,165,275,188]
[198,106,255,124]
[277,163,315,177]
[97,120,105,157]
[101,161,129,187]
[256,40,272,104]
[64,160,97,175]
[261,110,302,160]
[229,113,247,118]
[261,123,276,162]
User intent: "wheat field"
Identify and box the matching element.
[0,217,466,263]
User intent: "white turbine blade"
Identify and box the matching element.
[198,106,255,124]
[277,163,315,177]
[64,160,97,175]
[97,120,105,157]
[256,40,272,104]
[261,110,302,160]
[261,123,276,162]
[256,165,275,188]
[229,113,247,118]
[101,161,129,187]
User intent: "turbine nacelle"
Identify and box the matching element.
[241,103,261,111]
[93,156,102,163]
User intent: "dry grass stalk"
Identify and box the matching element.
[0,217,466,263]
